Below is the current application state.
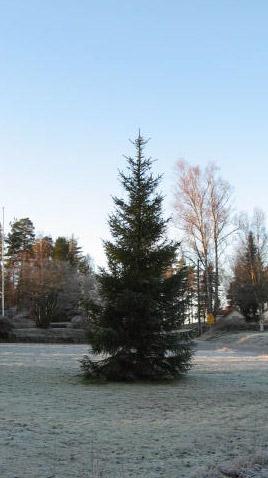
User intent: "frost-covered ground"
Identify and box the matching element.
[0,338,268,477]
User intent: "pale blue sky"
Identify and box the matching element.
[1,1,268,265]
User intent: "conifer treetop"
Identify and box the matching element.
[81,132,192,381]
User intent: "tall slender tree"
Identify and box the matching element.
[6,218,35,257]
[175,162,233,317]
[81,133,192,381]
[53,237,69,262]
[229,210,268,330]
[5,218,35,307]
[68,236,82,267]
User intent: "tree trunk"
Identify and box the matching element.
[259,310,264,332]
[197,259,202,335]
[204,254,212,315]
[214,240,219,316]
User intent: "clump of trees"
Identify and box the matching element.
[174,161,234,330]
[3,218,98,327]
[1,132,267,363]
[81,133,193,381]
[228,209,268,330]
[174,162,268,332]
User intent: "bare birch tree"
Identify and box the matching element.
[175,161,212,315]
[175,160,233,317]
[206,164,233,314]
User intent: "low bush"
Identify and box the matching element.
[0,318,14,341]
[211,316,260,333]
[31,293,58,328]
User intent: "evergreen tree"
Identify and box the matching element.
[6,218,35,257]
[53,235,83,268]
[53,237,69,262]
[81,133,192,381]
[229,231,268,321]
[5,218,35,307]
[68,236,82,267]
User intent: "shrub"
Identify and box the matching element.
[211,316,260,333]
[0,318,14,341]
[31,292,58,328]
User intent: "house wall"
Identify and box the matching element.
[217,310,245,321]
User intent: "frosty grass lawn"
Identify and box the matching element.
[0,340,268,478]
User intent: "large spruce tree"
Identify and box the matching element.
[81,133,192,380]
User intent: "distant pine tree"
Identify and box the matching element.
[81,132,192,381]
[6,218,35,257]
[53,237,69,262]
[53,235,83,268]
[229,231,268,321]
[68,236,82,267]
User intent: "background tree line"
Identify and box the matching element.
[2,218,98,327]
[1,133,267,381]
[175,161,268,331]
[1,158,267,334]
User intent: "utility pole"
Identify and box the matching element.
[1,207,5,317]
